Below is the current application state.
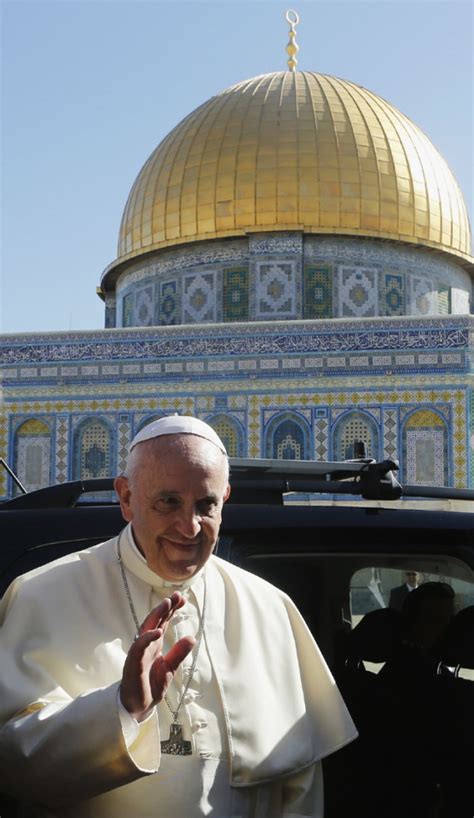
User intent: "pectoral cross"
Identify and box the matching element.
[160,721,192,755]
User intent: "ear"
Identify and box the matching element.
[223,483,231,503]
[114,476,133,522]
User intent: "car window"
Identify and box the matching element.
[350,565,474,676]
[236,545,474,673]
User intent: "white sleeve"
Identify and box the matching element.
[116,688,157,748]
[281,761,324,818]
[0,577,162,809]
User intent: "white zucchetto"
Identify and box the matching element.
[129,415,227,456]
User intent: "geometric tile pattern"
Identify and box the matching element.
[256,262,296,318]
[383,273,405,316]
[337,267,377,317]
[55,416,69,483]
[118,417,131,474]
[314,417,329,460]
[106,235,473,327]
[1,380,469,494]
[15,418,50,435]
[208,413,244,457]
[382,408,398,460]
[135,286,154,327]
[405,408,445,428]
[410,275,437,315]
[402,408,448,486]
[122,293,134,328]
[405,428,445,486]
[264,412,310,459]
[73,419,112,480]
[303,265,332,319]
[160,280,179,326]
[183,272,216,323]
[16,436,51,491]
[223,268,249,322]
[1,306,472,499]
[333,411,378,460]
[15,419,52,491]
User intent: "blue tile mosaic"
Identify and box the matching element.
[383,273,405,316]
[122,294,134,328]
[160,280,179,326]
[223,268,249,322]
[303,265,332,319]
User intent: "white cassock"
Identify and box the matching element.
[0,525,357,817]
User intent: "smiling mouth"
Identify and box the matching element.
[165,540,200,551]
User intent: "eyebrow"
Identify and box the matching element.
[151,491,220,503]
[199,493,220,505]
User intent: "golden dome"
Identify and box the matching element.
[109,71,472,279]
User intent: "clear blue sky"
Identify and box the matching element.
[1,0,473,333]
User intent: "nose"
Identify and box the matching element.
[175,506,202,539]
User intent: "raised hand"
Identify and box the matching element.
[120,592,196,722]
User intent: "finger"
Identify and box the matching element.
[131,627,164,651]
[149,637,196,706]
[139,599,172,635]
[162,636,196,672]
[138,592,186,636]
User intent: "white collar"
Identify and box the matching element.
[121,523,205,592]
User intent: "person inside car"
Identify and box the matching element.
[388,570,421,611]
[0,415,356,818]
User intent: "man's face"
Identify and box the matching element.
[406,571,420,588]
[114,435,230,582]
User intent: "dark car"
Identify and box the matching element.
[1,457,473,818]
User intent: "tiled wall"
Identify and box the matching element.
[113,234,471,327]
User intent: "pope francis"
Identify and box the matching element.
[0,415,357,817]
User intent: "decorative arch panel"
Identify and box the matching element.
[264,413,310,460]
[73,418,114,480]
[208,414,245,458]
[402,409,448,486]
[14,418,52,492]
[332,411,379,460]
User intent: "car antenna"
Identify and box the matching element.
[0,457,28,494]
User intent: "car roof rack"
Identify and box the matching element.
[0,457,401,508]
[1,457,473,509]
[228,457,403,503]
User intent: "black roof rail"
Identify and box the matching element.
[0,479,115,509]
[2,457,473,509]
[229,457,402,503]
[0,458,402,508]
[402,485,474,502]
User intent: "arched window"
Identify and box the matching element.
[402,409,448,486]
[14,419,52,492]
[333,411,379,460]
[73,418,113,480]
[208,414,245,458]
[264,413,310,460]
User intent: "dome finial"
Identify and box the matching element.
[285,9,299,72]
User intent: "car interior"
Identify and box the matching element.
[233,541,474,818]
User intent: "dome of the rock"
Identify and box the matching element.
[102,70,472,293]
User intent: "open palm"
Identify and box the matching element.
[120,592,196,722]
